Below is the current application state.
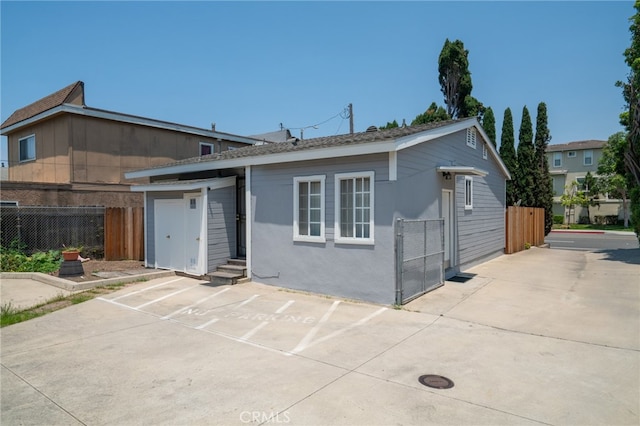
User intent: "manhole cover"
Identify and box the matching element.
[418,375,454,389]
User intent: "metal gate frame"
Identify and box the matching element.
[395,218,445,305]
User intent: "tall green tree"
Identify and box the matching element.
[533,102,554,234]
[379,120,399,130]
[516,106,535,206]
[499,108,518,206]
[482,107,496,147]
[598,132,630,227]
[617,1,640,240]
[438,39,473,119]
[411,102,450,125]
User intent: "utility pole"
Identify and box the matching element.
[349,103,354,134]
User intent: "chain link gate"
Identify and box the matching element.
[395,218,444,304]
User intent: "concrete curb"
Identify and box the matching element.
[0,270,176,292]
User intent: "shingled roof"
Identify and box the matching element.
[546,140,606,152]
[1,81,85,130]
[139,118,469,172]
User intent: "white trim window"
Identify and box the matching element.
[335,171,374,244]
[568,151,576,158]
[200,142,214,156]
[19,134,36,162]
[464,176,473,210]
[482,144,488,159]
[293,175,325,242]
[552,152,562,167]
[583,150,593,166]
[466,128,477,149]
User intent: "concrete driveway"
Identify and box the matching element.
[1,247,638,425]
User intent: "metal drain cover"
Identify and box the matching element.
[418,375,454,389]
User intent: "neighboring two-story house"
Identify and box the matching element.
[546,140,627,224]
[0,81,259,207]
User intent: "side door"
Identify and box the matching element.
[154,199,185,270]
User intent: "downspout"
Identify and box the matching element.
[143,192,149,268]
[245,165,252,279]
[201,186,209,275]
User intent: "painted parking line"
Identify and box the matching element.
[110,277,187,301]
[292,301,340,353]
[161,287,231,320]
[97,281,390,357]
[134,283,203,309]
[239,300,296,340]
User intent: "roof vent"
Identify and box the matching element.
[366,125,378,133]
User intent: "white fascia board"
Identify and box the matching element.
[130,176,236,192]
[394,118,476,151]
[62,105,258,144]
[1,104,258,145]
[437,166,489,177]
[472,121,512,180]
[126,140,397,179]
[1,105,66,135]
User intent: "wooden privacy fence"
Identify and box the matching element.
[104,207,144,261]
[505,206,545,254]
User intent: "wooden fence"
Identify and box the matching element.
[505,206,545,254]
[104,207,144,261]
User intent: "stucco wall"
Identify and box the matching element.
[250,153,396,304]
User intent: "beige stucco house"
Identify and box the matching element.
[546,140,628,224]
[0,81,259,207]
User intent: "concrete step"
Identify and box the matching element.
[208,271,244,286]
[217,264,247,275]
[227,258,246,267]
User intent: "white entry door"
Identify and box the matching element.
[441,190,454,269]
[154,199,185,271]
[154,196,204,274]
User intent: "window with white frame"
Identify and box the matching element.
[568,151,576,158]
[19,135,36,162]
[335,171,374,244]
[200,142,214,156]
[464,176,473,210]
[552,152,562,167]
[583,150,593,166]
[466,128,477,149]
[482,144,488,159]
[293,175,325,242]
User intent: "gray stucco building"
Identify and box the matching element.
[126,117,510,304]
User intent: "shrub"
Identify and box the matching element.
[553,215,564,225]
[0,245,62,273]
[578,216,591,224]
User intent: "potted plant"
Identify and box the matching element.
[61,246,82,262]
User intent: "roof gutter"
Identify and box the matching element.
[1,104,259,145]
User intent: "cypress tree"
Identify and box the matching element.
[516,106,536,206]
[499,108,518,206]
[482,107,496,147]
[533,102,554,235]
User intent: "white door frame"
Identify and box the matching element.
[442,189,454,269]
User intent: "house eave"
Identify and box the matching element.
[1,104,259,145]
[130,176,236,192]
[125,140,398,179]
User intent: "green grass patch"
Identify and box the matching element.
[0,279,146,328]
[1,302,46,327]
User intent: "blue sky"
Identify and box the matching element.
[0,1,632,165]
